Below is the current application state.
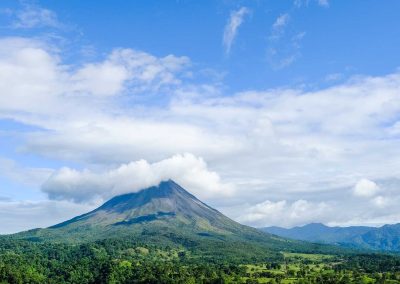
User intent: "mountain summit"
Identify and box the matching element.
[49,179,247,236]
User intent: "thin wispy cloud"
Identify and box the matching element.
[294,0,329,8]
[272,13,290,32]
[12,4,61,29]
[269,13,290,42]
[325,73,344,82]
[317,0,329,7]
[268,14,304,69]
[223,7,250,55]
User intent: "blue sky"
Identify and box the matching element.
[1,0,400,233]
[2,0,400,91]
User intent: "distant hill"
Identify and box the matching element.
[261,223,400,252]
[8,180,346,261]
[262,223,372,243]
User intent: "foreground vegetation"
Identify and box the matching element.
[242,253,400,283]
[1,238,400,283]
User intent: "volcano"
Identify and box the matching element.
[12,180,334,258]
[46,180,265,239]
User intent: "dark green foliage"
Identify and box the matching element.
[1,238,400,283]
[0,238,250,283]
[336,254,400,273]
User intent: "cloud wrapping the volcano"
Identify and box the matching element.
[42,153,234,203]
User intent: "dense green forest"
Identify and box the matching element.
[1,237,400,284]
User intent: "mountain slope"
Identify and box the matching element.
[261,223,400,252]
[32,180,272,241]
[350,224,400,251]
[9,180,347,260]
[48,179,244,235]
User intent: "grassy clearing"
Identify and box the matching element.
[239,252,400,283]
[283,252,334,261]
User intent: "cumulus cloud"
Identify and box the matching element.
[223,7,250,55]
[0,37,190,117]
[42,153,234,203]
[72,59,129,97]
[353,179,380,197]
[3,36,400,229]
[236,199,331,228]
[0,38,64,116]
[5,42,400,208]
[72,49,190,96]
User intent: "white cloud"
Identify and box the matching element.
[6,51,400,204]
[371,195,389,208]
[72,59,129,97]
[269,13,290,42]
[12,5,60,29]
[237,199,330,228]
[0,37,190,121]
[353,179,380,197]
[0,158,52,187]
[268,53,297,69]
[325,73,343,82]
[294,0,329,8]
[223,7,250,55]
[0,38,64,116]
[0,200,93,234]
[42,153,234,203]
[268,14,304,69]
[317,0,329,7]
[3,36,400,228]
[23,115,239,164]
[272,13,290,32]
[71,48,190,97]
